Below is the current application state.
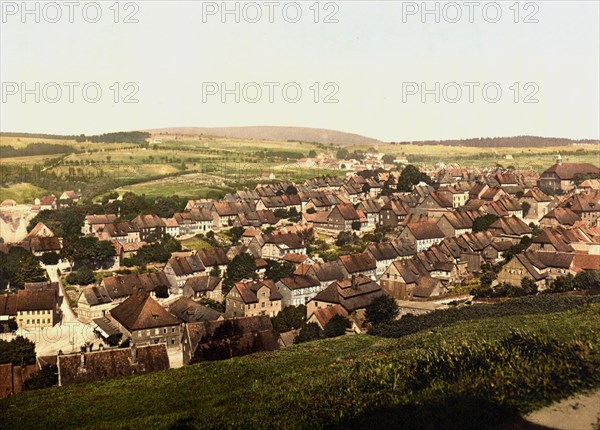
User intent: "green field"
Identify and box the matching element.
[179,235,212,250]
[1,298,599,430]
[0,183,49,203]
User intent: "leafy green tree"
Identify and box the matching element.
[61,237,115,267]
[574,271,600,292]
[24,365,58,390]
[551,274,575,292]
[324,314,351,338]
[265,260,295,283]
[271,305,306,333]
[66,266,95,286]
[155,285,169,298]
[308,150,317,158]
[521,202,531,218]
[223,254,257,294]
[285,185,298,196]
[521,277,538,295]
[228,227,244,245]
[0,336,36,366]
[472,214,500,232]
[365,295,399,325]
[12,254,47,289]
[382,154,395,164]
[396,165,430,192]
[336,148,349,160]
[40,252,60,265]
[294,322,322,344]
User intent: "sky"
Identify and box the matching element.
[1,0,599,142]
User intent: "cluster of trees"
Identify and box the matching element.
[273,207,300,222]
[294,315,352,344]
[264,260,295,283]
[1,143,75,158]
[74,131,150,144]
[123,237,182,268]
[472,214,500,233]
[473,278,538,299]
[223,253,257,294]
[396,165,431,192]
[549,271,600,293]
[65,266,96,286]
[335,148,365,161]
[0,248,47,291]
[0,336,36,366]
[62,236,115,269]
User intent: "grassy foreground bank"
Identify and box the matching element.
[1,300,599,430]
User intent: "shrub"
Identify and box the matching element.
[294,322,322,344]
[324,314,351,338]
[365,295,399,326]
[155,285,169,298]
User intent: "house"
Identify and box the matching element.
[339,253,377,280]
[56,345,169,386]
[539,158,600,192]
[225,279,282,318]
[307,304,355,332]
[325,204,366,232]
[131,214,166,242]
[162,218,180,237]
[167,297,222,323]
[102,272,170,299]
[276,274,321,307]
[34,195,57,210]
[182,275,223,301]
[196,247,229,276]
[415,191,453,220]
[357,200,381,227]
[76,285,113,324]
[379,259,430,300]
[562,191,600,224]
[540,207,581,228]
[106,290,182,348]
[496,251,548,288]
[397,222,446,252]
[306,275,385,321]
[182,316,279,365]
[102,222,140,243]
[436,210,480,238]
[58,190,80,203]
[15,289,58,329]
[27,222,55,238]
[488,216,532,239]
[24,281,59,296]
[164,253,206,289]
[29,236,63,258]
[261,233,306,260]
[82,214,117,236]
[301,261,348,289]
[0,294,18,331]
[366,242,400,279]
[519,187,552,221]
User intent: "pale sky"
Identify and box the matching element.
[1,0,599,141]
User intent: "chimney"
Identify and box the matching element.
[351,274,357,289]
[131,345,137,364]
[80,351,86,369]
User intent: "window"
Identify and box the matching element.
[261,302,265,308]
[172,327,175,333]
[164,328,167,334]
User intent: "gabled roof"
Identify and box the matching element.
[85,214,117,225]
[168,297,222,323]
[543,162,600,180]
[542,207,580,226]
[489,216,532,236]
[183,276,222,292]
[102,272,169,298]
[167,254,206,277]
[16,289,55,312]
[312,275,384,313]
[307,261,347,282]
[0,294,18,317]
[406,222,446,241]
[339,253,377,273]
[366,242,399,261]
[309,304,348,328]
[277,275,320,290]
[233,280,282,304]
[29,236,62,253]
[264,233,304,250]
[132,214,165,229]
[196,247,229,267]
[110,290,180,330]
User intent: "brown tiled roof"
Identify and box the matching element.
[234,280,282,304]
[167,254,206,277]
[81,285,112,306]
[278,275,320,290]
[168,297,222,323]
[339,253,377,274]
[265,233,304,249]
[102,272,169,298]
[310,304,348,328]
[309,261,347,282]
[0,294,18,317]
[29,236,62,253]
[132,214,165,229]
[312,275,384,313]
[542,208,580,225]
[572,253,600,271]
[335,204,361,220]
[535,252,574,269]
[110,291,180,331]
[367,242,399,261]
[407,222,446,240]
[183,275,222,293]
[196,247,229,267]
[186,316,279,363]
[16,289,56,312]
[85,214,117,225]
[489,216,532,236]
[543,163,600,180]
[24,281,59,293]
[282,253,309,264]
[57,345,169,386]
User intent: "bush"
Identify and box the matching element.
[272,305,306,333]
[324,314,351,338]
[369,294,600,338]
[24,365,58,390]
[40,252,60,265]
[365,295,399,326]
[155,285,169,298]
[294,322,322,344]
[66,266,95,286]
[0,336,36,366]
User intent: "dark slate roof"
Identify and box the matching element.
[309,261,347,282]
[367,242,399,261]
[406,222,446,240]
[167,254,206,277]
[57,345,169,386]
[110,291,180,331]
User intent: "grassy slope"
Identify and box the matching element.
[1,304,599,430]
[0,183,48,203]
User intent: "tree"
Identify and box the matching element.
[155,285,169,298]
[324,314,351,338]
[224,254,257,294]
[12,254,47,289]
[0,336,36,366]
[285,185,298,196]
[308,150,317,158]
[551,274,575,292]
[66,266,95,286]
[265,260,295,283]
[294,322,322,344]
[574,271,600,292]
[396,164,430,192]
[520,277,537,295]
[40,252,60,265]
[382,154,395,164]
[24,365,58,390]
[472,214,499,232]
[365,295,399,326]
[351,221,362,231]
[228,227,244,245]
[336,148,349,160]
[271,305,306,333]
[521,202,531,218]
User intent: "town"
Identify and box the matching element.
[1,148,599,396]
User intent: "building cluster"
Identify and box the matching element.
[1,156,599,394]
